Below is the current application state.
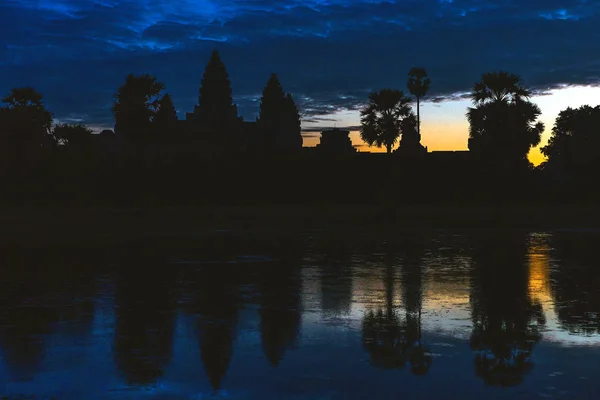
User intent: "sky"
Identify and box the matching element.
[2,0,600,165]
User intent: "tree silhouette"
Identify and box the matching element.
[0,87,54,171]
[360,89,414,153]
[541,105,600,179]
[468,233,545,387]
[467,71,544,173]
[407,67,431,139]
[112,73,165,144]
[257,74,302,152]
[53,123,93,150]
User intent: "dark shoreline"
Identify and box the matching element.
[1,204,599,246]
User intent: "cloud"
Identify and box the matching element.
[1,0,600,127]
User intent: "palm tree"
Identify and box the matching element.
[466,71,544,172]
[112,74,165,143]
[360,89,413,153]
[407,67,431,139]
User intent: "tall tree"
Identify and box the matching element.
[257,74,302,152]
[540,105,600,176]
[196,50,237,127]
[467,71,544,172]
[407,67,431,139]
[111,73,165,143]
[0,87,54,170]
[360,89,413,153]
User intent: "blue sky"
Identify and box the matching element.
[1,0,600,160]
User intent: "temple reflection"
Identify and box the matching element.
[184,264,241,391]
[258,257,302,367]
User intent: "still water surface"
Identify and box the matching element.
[0,230,599,399]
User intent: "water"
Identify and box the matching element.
[0,230,599,399]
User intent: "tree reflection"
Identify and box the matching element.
[362,237,431,373]
[0,257,58,381]
[258,258,302,367]
[362,260,407,369]
[469,233,545,387]
[549,232,600,335]
[0,249,98,381]
[399,238,432,376]
[113,257,177,386]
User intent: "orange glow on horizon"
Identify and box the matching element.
[301,85,600,166]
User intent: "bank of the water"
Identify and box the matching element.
[0,204,599,246]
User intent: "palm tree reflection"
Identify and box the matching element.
[362,237,431,374]
[400,239,431,375]
[469,233,545,386]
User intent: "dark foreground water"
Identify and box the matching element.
[1,229,599,399]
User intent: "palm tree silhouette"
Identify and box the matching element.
[360,89,414,153]
[467,71,544,172]
[112,74,165,145]
[407,67,431,139]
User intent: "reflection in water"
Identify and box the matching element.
[318,241,353,316]
[469,233,546,387]
[0,251,96,381]
[113,256,177,386]
[549,232,600,336]
[361,237,431,374]
[258,257,302,367]
[399,238,432,375]
[2,232,600,398]
[186,264,241,391]
[362,259,406,370]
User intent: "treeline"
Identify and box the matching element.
[0,50,598,207]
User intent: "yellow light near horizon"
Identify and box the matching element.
[300,85,600,164]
